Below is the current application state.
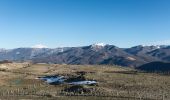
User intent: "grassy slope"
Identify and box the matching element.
[0,63,170,100]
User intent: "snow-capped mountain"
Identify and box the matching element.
[0,44,170,67]
[32,44,48,48]
[92,43,106,47]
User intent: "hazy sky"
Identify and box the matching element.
[0,0,170,48]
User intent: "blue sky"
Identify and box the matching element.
[0,0,170,48]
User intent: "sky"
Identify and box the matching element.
[0,0,170,48]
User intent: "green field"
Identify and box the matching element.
[0,63,170,100]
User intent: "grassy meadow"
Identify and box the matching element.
[0,63,170,100]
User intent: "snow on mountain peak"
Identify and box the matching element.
[92,43,106,47]
[155,45,161,49]
[32,44,48,48]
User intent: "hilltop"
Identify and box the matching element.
[0,63,170,99]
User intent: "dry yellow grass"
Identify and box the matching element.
[0,63,169,100]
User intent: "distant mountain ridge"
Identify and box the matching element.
[0,44,170,67]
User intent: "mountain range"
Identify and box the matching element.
[0,43,170,68]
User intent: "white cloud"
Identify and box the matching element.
[32,44,48,48]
